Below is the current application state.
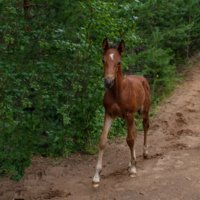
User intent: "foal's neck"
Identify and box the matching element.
[111,65,124,97]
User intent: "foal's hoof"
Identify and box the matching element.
[92,181,100,188]
[129,165,136,178]
[93,183,99,188]
[129,172,136,178]
[143,153,148,159]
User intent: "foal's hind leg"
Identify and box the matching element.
[139,104,150,159]
[142,114,149,158]
[126,114,137,177]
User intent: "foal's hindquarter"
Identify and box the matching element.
[92,74,150,187]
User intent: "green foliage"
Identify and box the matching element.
[133,47,176,103]
[1,0,200,181]
[125,0,200,104]
[0,0,138,180]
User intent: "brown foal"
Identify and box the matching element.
[92,38,151,187]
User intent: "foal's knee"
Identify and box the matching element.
[126,137,134,148]
[99,137,107,150]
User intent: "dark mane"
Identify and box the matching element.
[110,44,118,49]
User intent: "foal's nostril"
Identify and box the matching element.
[104,79,108,87]
[104,79,107,85]
[104,78,114,88]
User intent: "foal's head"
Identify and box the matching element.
[102,38,125,88]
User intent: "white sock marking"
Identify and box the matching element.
[106,118,114,132]
[110,53,114,60]
[134,148,136,159]
[93,170,100,182]
[130,165,136,174]
[143,145,148,155]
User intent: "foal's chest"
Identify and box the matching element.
[103,98,134,119]
[107,102,122,118]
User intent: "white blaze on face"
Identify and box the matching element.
[110,53,114,60]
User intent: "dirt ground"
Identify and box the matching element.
[1,63,200,200]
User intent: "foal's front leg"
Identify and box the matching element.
[126,114,137,177]
[92,113,114,187]
[129,121,137,168]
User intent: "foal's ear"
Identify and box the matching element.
[117,40,125,54]
[102,38,109,52]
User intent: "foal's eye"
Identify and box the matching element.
[102,60,104,63]
[118,62,121,65]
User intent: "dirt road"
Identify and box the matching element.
[1,63,200,200]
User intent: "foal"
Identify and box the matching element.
[92,38,151,187]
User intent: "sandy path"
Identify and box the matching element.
[1,63,200,200]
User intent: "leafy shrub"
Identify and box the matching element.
[1,0,200,181]
[0,0,139,180]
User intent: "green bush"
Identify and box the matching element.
[0,0,138,180]
[1,0,200,181]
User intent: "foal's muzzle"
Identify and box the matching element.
[104,77,114,88]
